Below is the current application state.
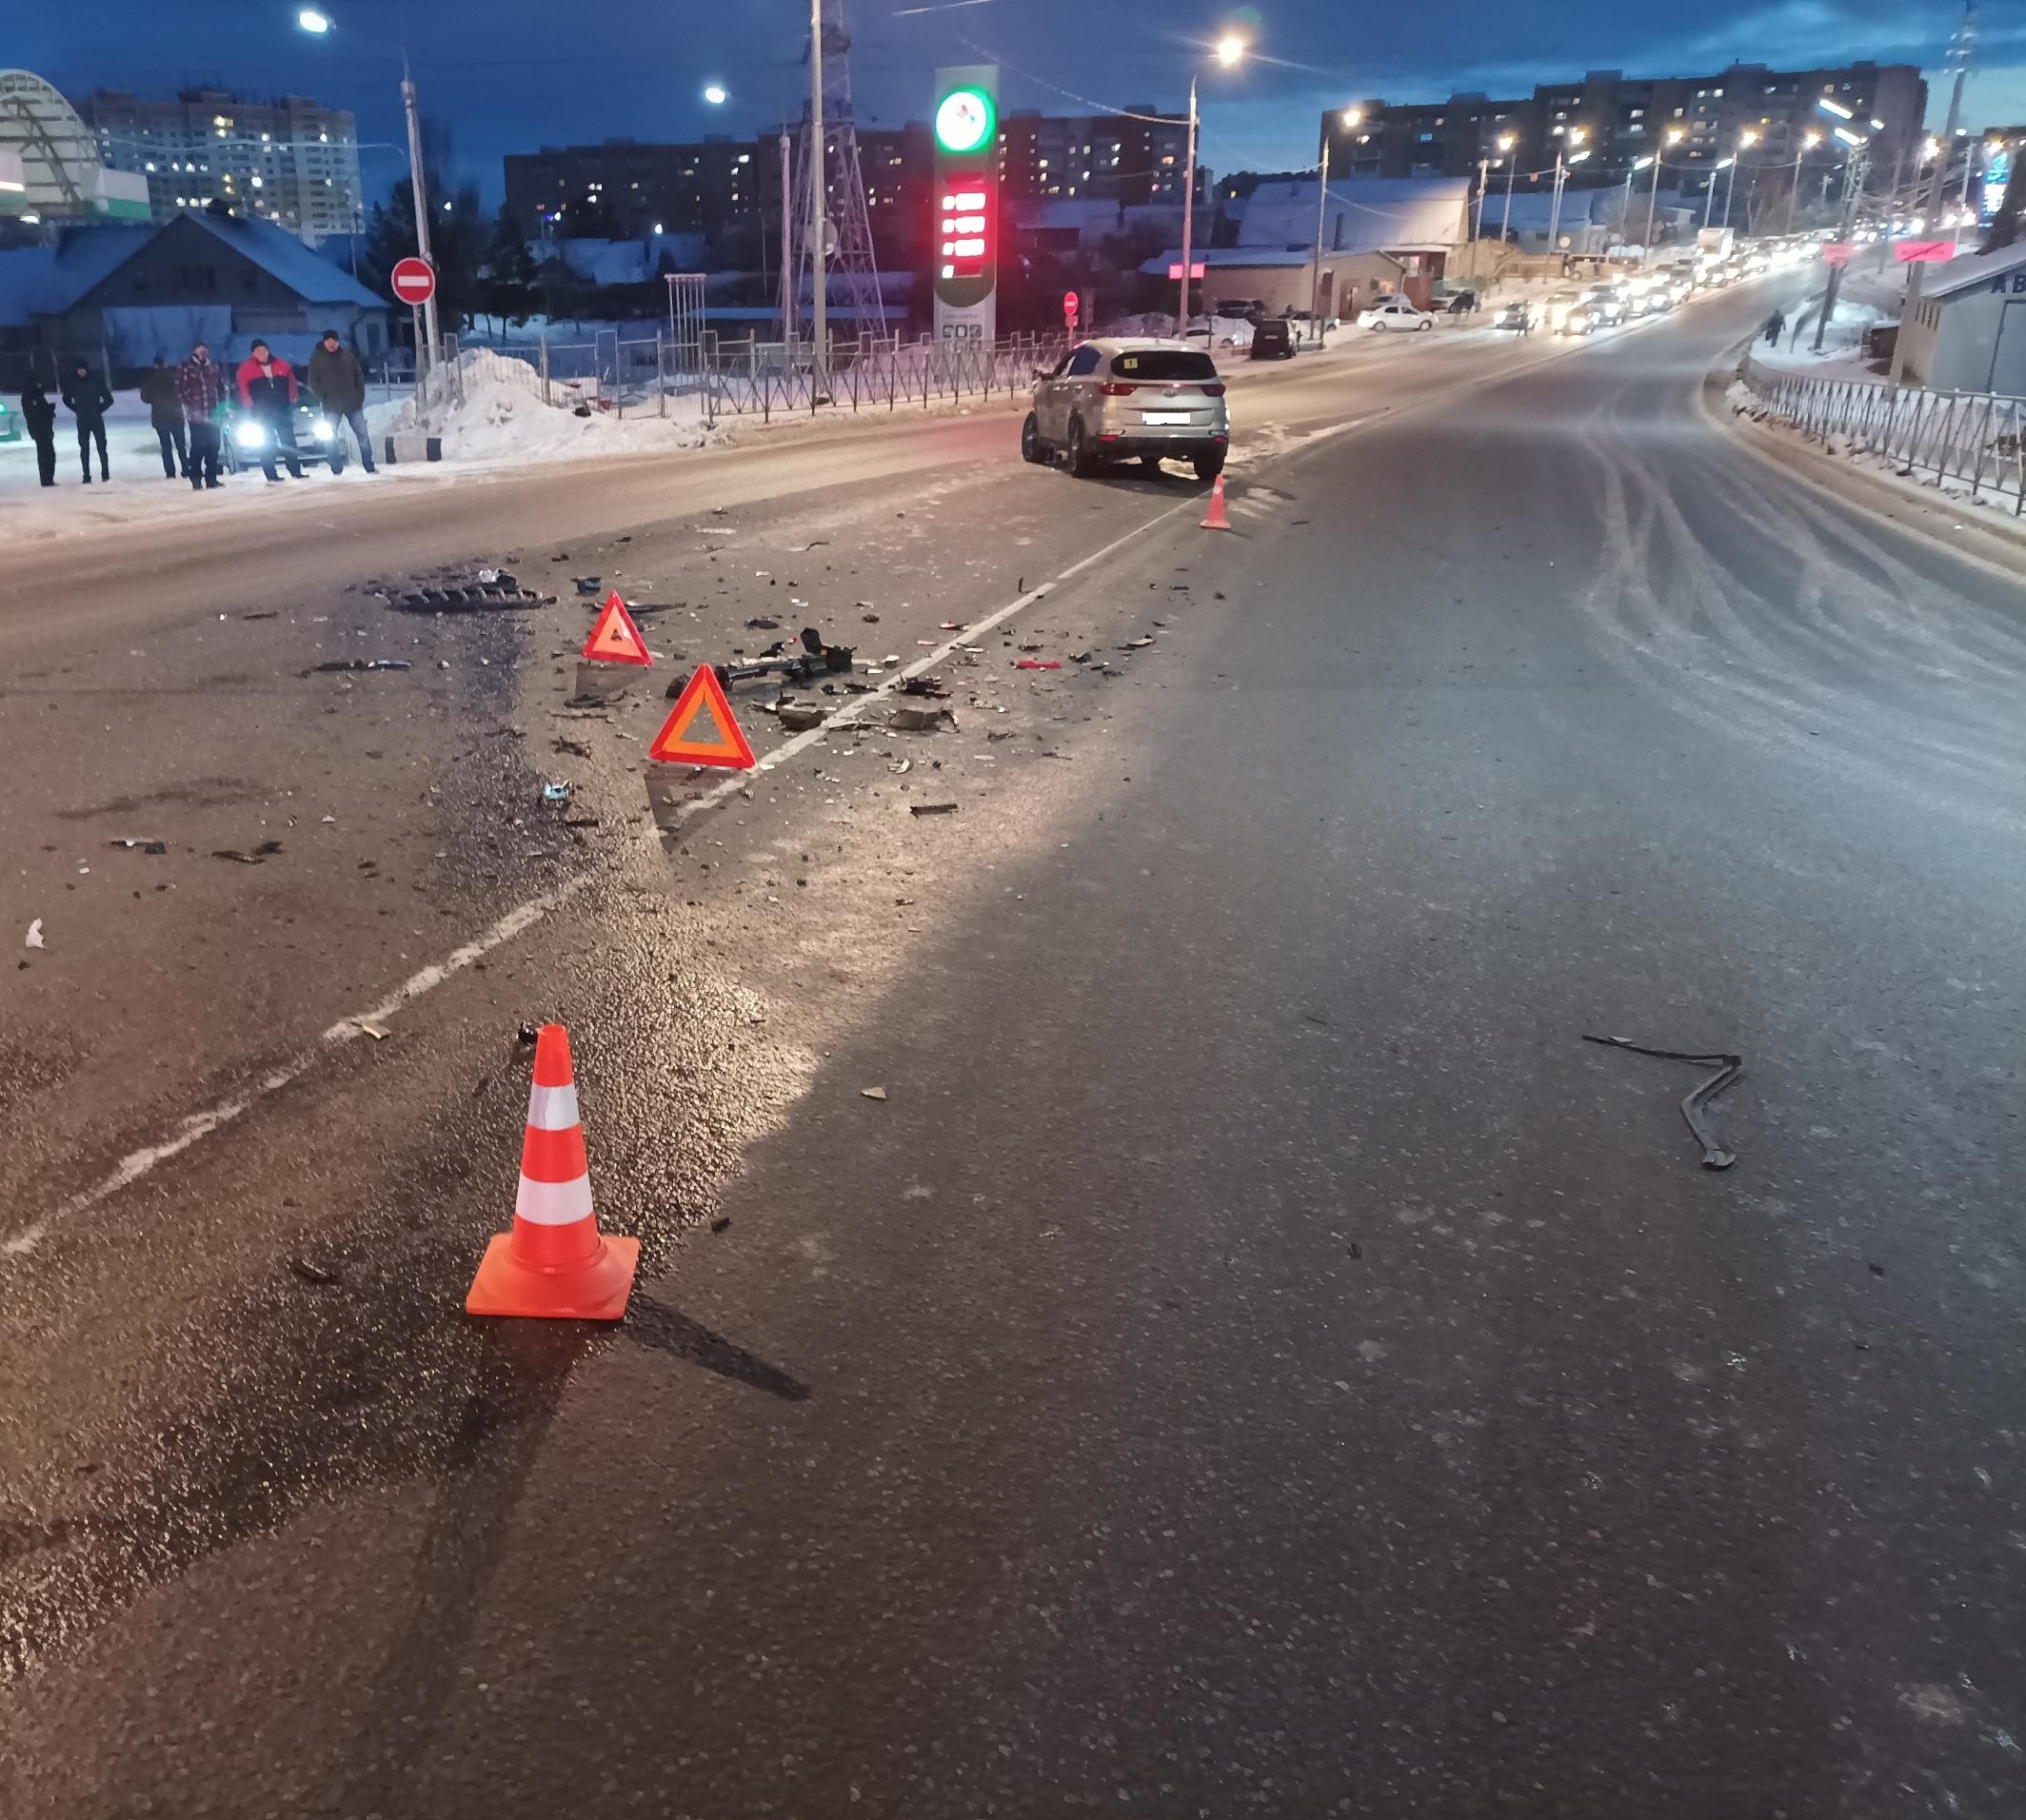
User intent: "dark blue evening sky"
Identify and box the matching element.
[15,1,2023,207]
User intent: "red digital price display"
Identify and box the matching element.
[939,179,991,282]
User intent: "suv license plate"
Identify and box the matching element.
[1141,411,1191,425]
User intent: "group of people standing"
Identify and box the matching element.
[16,330,378,491]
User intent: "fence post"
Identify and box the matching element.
[539,335,550,407]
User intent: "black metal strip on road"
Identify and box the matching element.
[1582,1034,1744,1171]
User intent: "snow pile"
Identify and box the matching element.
[380,346,717,466]
[1098,311,1258,349]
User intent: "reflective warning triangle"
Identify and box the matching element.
[649,665,756,769]
[582,591,653,666]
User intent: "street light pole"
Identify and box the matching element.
[1178,36,1247,342]
[1310,136,1331,330]
[1178,71,1199,338]
[399,54,438,384]
[1645,128,1683,248]
[1724,130,1757,235]
[1498,134,1518,245]
[1703,158,1732,228]
[809,0,827,390]
[1545,130,1583,264]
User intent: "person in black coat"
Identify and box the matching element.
[20,381,58,487]
[60,358,113,482]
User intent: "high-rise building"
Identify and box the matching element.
[994,109,1193,205]
[1321,61,1927,209]
[72,88,364,247]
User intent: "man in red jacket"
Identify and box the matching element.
[234,339,305,482]
[175,341,230,490]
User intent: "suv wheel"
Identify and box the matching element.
[1021,412,1047,465]
[1193,450,1225,483]
[1066,416,1097,478]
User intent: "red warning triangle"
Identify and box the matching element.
[649,665,756,770]
[582,591,653,666]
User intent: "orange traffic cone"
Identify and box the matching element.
[1201,473,1233,531]
[466,1024,640,1320]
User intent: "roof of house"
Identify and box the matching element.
[1138,247,1318,276]
[184,212,384,308]
[1923,237,2026,301]
[1235,176,1471,255]
[0,212,384,324]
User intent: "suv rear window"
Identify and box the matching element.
[1111,349,1218,381]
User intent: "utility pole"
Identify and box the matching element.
[808,0,827,388]
[1498,134,1518,245]
[1178,72,1199,338]
[1813,140,1871,349]
[778,129,794,345]
[1894,2,1976,383]
[1310,138,1330,331]
[1475,153,1490,239]
[400,56,438,405]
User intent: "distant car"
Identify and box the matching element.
[1215,298,1267,321]
[1023,337,1229,482]
[1363,298,1434,332]
[1491,300,1532,332]
[1582,284,1626,326]
[225,396,343,472]
[1542,289,1596,336]
[1249,318,1296,360]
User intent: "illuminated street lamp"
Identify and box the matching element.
[1177,30,1249,338]
[299,8,439,390]
[703,84,728,106]
[1496,131,1519,244]
[1545,127,1586,262]
[1645,124,1685,247]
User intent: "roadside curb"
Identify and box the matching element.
[1702,351,2026,579]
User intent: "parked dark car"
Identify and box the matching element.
[1249,318,1296,361]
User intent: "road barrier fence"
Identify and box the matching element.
[1737,351,2026,516]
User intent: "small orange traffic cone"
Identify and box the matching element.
[1201,474,1233,531]
[466,1024,640,1320]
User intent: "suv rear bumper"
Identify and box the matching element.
[1093,431,1229,459]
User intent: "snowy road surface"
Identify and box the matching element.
[8,275,2026,1818]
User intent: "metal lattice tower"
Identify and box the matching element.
[793,1,888,349]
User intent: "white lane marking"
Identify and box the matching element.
[9,345,1574,1260]
[1,504,1193,1260]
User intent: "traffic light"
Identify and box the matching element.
[933,66,999,346]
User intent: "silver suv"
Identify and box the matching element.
[1022,338,1230,481]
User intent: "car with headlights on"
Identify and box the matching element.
[1023,338,1229,481]
[1541,289,1597,336]
[225,396,347,473]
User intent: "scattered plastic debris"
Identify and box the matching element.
[289,1257,339,1286]
[1582,1034,1743,1171]
[25,919,45,950]
[552,737,592,759]
[356,1020,391,1041]
[211,841,285,864]
[1016,659,1063,670]
[109,839,168,855]
[891,705,954,733]
[745,617,782,630]
[312,659,412,673]
[909,802,959,817]
[861,1087,888,1101]
[574,577,602,594]
[541,781,573,805]
[517,1022,540,1045]
[777,702,826,732]
[242,611,280,622]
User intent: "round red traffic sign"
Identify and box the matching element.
[1063,289,1080,326]
[390,255,437,305]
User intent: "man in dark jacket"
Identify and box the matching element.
[60,358,112,483]
[175,341,229,490]
[138,354,189,479]
[20,381,58,487]
[234,339,304,481]
[1764,307,1787,346]
[306,327,376,475]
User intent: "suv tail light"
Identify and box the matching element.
[1200,384,1226,398]
[1098,382,1137,396]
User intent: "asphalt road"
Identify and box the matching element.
[6,285,2026,1818]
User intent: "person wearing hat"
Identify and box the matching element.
[59,357,113,483]
[175,340,230,489]
[233,338,304,482]
[306,327,375,475]
[138,354,189,480]
[18,378,58,487]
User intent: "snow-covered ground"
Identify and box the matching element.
[0,349,720,544]
[1753,259,1901,382]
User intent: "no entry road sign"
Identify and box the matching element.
[390,256,437,305]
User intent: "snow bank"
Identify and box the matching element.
[379,346,718,466]
[1099,311,1258,349]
